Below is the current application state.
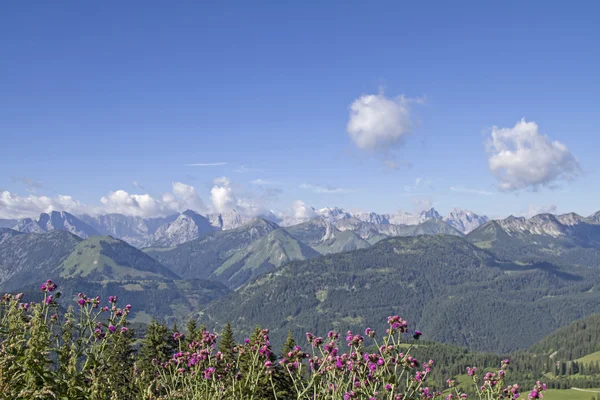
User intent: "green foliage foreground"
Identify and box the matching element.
[0,280,546,400]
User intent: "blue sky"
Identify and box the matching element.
[1,1,599,219]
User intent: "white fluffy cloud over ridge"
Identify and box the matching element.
[210,177,273,216]
[1,182,208,219]
[291,200,317,220]
[100,182,207,217]
[210,177,236,213]
[101,182,207,217]
[347,93,418,151]
[0,191,89,219]
[0,177,283,220]
[486,119,581,191]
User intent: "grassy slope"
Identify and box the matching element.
[577,351,600,365]
[522,388,600,399]
[59,236,179,281]
[212,228,320,288]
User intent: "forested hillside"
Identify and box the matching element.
[198,234,600,352]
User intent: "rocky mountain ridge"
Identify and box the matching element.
[5,207,599,250]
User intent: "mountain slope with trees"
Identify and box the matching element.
[198,235,600,353]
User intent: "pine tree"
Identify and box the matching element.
[276,329,297,398]
[137,320,176,384]
[101,325,137,399]
[281,329,296,357]
[219,322,236,362]
[186,318,200,345]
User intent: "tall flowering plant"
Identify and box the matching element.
[279,316,438,399]
[0,280,134,399]
[152,327,276,399]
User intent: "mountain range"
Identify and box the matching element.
[2,207,599,255]
[468,212,600,268]
[0,207,490,248]
[2,205,600,353]
[14,211,100,238]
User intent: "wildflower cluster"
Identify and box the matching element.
[528,381,547,399]
[452,358,546,400]
[0,280,135,399]
[0,281,545,400]
[276,316,442,399]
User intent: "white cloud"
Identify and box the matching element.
[210,177,236,213]
[100,183,208,217]
[100,191,170,217]
[185,162,227,167]
[290,200,317,220]
[299,183,350,194]
[0,191,89,219]
[486,119,581,191]
[0,181,213,219]
[449,186,494,196]
[170,182,207,212]
[210,176,274,216]
[346,93,416,151]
